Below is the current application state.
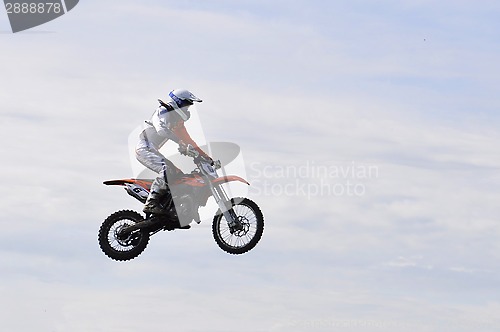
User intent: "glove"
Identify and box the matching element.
[178,141,187,155]
[195,154,214,165]
[178,142,199,157]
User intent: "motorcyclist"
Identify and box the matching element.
[135,89,211,215]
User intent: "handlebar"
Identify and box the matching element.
[178,144,221,169]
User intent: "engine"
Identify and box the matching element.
[174,194,201,224]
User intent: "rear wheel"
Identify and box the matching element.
[212,198,264,255]
[98,210,150,261]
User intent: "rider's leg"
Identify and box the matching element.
[136,147,184,180]
[135,146,165,174]
[136,147,187,221]
[136,147,173,214]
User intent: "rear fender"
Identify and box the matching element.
[104,179,153,203]
[103,179,153,190]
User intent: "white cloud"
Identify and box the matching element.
[1,1,500,331]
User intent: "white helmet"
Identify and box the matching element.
[168,89,202,120]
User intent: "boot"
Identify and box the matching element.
[143,192,168,215]
[143,177,169,215]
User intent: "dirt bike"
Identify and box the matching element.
[98,145,264,261]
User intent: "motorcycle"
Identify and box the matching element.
[98,145,264,261]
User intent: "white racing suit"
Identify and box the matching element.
[136,102,209,215]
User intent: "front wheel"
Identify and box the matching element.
[212,198,264,255]
[98,210,150,261]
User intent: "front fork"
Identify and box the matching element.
[210,183,240,229]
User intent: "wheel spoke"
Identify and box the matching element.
[99,210,151,261]
[217,204,258,249]
[211,198,263,254]
[106,219,141,252]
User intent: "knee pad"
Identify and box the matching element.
[151,176,167,191]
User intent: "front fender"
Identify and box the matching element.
[212,175,250,186]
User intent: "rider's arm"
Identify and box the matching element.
[171,122,210,159]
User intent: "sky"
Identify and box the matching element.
[1,1,500,331]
